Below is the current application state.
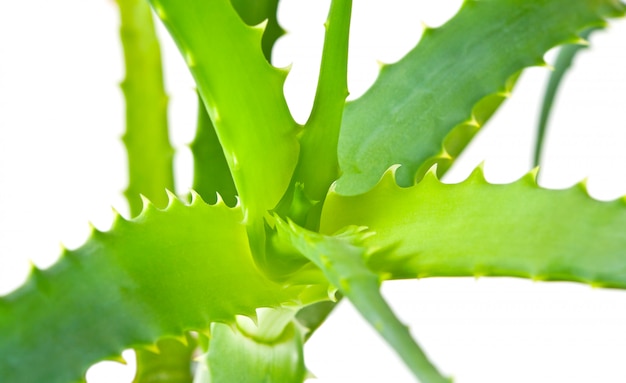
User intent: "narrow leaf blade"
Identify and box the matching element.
[118,0,174,215]
[534,27,598,166]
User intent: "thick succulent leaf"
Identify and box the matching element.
[295,0,352,201]
[117,1,196,378]
[336,0,625,195]
[322,166,626,287]
[276,219,450,383]
[0,195,307,383]
[534,27,598,166]
[147,0,299,232]
[190,93,238,207]
[194,309,307,383]
[118,0,174,215]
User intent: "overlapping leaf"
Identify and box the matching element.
[276,219,450,383]
[323,166,626,287]
[336,0,625,195]
[118,0,174,215]
[195,309,307,383]
[294,0,352,202]
[148,0,299,227]
[0,195,313,383]
[190,94,238,207]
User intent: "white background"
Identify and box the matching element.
[2,1,626,382]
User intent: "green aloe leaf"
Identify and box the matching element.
[336,0,625,195]
[534,27,598,166]
[117,0,196,378]
[194,309,307,383]
[147,0,299,229]
[275,219,450,383]
[118,0,174,215]
[0,195,309,383]
[132,336,196,383]
[231,0,283,61]
[294,0,352,201]
[189,0,284,208]
[190,93,238,206]
[322,166,626,287]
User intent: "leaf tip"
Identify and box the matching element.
[165,189,182,209]
[189,189,206,206]
[141,343,161,355]
[576,176,591,194]
[467,163,487,183]
[151,1,167,21]
[327,285,339,302]
[139,194,152,210]
[521,167,540,185]
[375,59,389,72]
[28,261,51,294]
[104,354,127,365]
[420,20,435,36]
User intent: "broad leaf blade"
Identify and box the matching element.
[322,167,626,287]
[336,0,625,195]
[148,0,299,225]
[0,196,305,383]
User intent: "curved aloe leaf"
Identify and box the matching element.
[534,27,598,167]
[195,309,307,383]
[295,0,352,201]
[118,0,174,215]
[276,219,450,383]
[322,166,626,287]
[147,0,299,231]
[189,0,284,208]
[336,0,625,195]
[0,195,308,383]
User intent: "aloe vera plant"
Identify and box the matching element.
[2,0,626,382]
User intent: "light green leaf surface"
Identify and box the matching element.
[148,0,299,225]
[534,27,598,166]
[276,219,450,383]
[132,336,195,383]
[322,166,626,287]
[295,0,352,201]
[337,0,625,195]
[190,93,238,207]
[195,309,307,383]
[230,0,283,61]
[117,1,197,378]
[118,0,174,215]
[0,195,306,383]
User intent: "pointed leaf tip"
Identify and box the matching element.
[104,354,127,365]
